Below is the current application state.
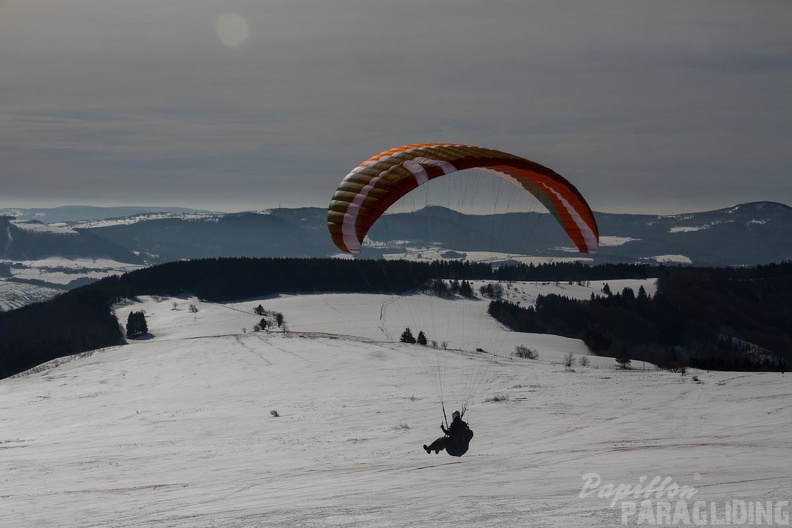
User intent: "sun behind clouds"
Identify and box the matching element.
[216,12,250,49]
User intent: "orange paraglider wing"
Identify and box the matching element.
[327,143,599,254]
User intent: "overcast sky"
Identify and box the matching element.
[1,1,790,214]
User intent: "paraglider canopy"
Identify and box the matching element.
[327,143,599,255]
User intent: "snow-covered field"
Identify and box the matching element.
[1,284,790,527]
[73,212,219,229]
[377,245,594,266]
[0,257,143,310]
[0,280,64,311]
[9,220,79,235]
[4,257,142,286]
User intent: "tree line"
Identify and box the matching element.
[488,262,792,371]
[2,257,787,379]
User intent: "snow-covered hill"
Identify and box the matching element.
[1,286,790,527]
[0,257,143,311]
[0,206,205,224]
[0,280,64,311]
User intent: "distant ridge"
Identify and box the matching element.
[0,205,208,223]
[0,217,142,264]
[1,201,790,266]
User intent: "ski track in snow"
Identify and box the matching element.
[1,286,791,527]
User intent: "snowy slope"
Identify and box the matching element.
[9,220,78,235]
[0,257,143,310]
[0,280,64,311]
[5,257,142,286]
[1,287,790,527]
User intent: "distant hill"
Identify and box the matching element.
[2,202,791,267]
[0,205,205,223]
[593,202,792,266]
[82,211,336,261]
[367,202,792,266]
[0,217,142,264]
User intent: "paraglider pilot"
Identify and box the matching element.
[424,410,474,457]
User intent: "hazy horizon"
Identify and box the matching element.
[2,196,790,218]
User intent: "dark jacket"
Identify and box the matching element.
[442,417,474,457]
[443,418,473,439]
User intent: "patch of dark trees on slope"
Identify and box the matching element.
[2,257,785,379]
[489,262,792,372]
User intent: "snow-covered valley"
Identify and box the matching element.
[1,285,790,527]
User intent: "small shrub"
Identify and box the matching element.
[486,393,510,403]
[563,352,575,368]
[270,410,280,418]
[513,345,539,360]
[578,356,591,367]
[668,361,688,374]
[479,282,504,298]
[616,348,631,369]
[188,303,198,313]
